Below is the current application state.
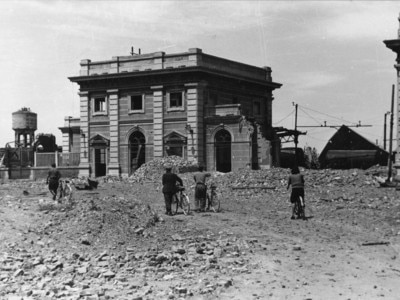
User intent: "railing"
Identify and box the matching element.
[205,104,241,117]
[35,152,80,167]
[58,152,80,166]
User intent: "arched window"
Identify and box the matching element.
[129,131,146,173]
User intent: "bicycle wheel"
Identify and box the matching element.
[173,193,180,214]
[209,192,220,212]
[298,196,306,219]
[180,193,190,215]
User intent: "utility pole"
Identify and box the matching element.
[293,102,299,166]
[384,111,391,150]
[387,84,395,182]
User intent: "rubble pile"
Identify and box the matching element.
[129,156,198,183]
[210,167,383,191]
[36,192,161,252]
[189,167,396,204]
[1,166,400,299]
[0,231,256,299]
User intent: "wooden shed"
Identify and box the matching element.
[319,125,389,169]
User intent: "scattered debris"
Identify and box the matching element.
[361,241,390,246]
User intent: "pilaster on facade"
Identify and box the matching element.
[78,91,90,177]
[185,82,205,165]
[395,66,400,168]
[152,85,164,158]
[108,89,120,175]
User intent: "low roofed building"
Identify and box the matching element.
[319,125,389,169]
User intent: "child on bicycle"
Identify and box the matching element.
[287,166,305,220]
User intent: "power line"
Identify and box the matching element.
[295,104,372,129]
[273,109,295,125]
[298,106,324,126]
[297,104,358,126]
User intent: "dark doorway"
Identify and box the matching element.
[94,148,107,177]
[215,129,232,172]
[129,131,146,173]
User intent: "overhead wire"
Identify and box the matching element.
[273,108,295,125]
[298,106,325,126]
[297,104,358,125]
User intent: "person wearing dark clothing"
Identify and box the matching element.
[47,163,61,201]
[193,165,211,212]
[287,166,305,219]
[162,164,183,216]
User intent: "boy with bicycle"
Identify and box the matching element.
[47,163,61,201]
[193,165,211,212]
[287,166,305,220]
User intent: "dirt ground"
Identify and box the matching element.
[0,167,400,300]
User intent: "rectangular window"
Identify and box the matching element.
[170,92,183,107]
[209,93,218,106]
[130,94,144,112]
[167,91,184,111]
[94,97,106,113]
[254,101,261,115]
[166,146,184,157]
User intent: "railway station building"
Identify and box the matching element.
[69,48,282,177]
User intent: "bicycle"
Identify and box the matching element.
[173,185,190,215]
[293,194,306,220]
[57,179,73,206]
[206,183,220,212]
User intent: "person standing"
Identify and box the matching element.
[193,165,211,212]
[47,163,61,201]
[162,164,183,216]
[287,166,305,220]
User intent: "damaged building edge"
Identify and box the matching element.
[68,48,282,177]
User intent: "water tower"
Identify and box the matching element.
[12,107,37,147]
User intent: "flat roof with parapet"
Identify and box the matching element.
[69,48,281,88]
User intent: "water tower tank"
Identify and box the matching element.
[12,107,37,130]
[12,107,37,147]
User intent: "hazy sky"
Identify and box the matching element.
[1,1,399,152]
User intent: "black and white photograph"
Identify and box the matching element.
[1,1,400,299]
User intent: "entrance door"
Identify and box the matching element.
[94,148,107,177]
[129,131,146,173]
[215,129,232,172]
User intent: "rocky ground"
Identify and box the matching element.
[0,163,400,300]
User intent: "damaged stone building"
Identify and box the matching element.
[69,48,281,177]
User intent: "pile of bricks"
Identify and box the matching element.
[129,156,198,183]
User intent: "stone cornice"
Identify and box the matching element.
[150,85,163,90]
[107,89,119,95]
[78,91,89,96]
[70,67,282,90]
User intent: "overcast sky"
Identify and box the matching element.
[1,1,399,152]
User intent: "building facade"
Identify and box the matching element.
[69,48,281,177]
[384,14,400,168]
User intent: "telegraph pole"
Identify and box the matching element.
[292,102,299,167]
[384,111,391,150]
[294,102,298,150]
[387,84,395,182]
